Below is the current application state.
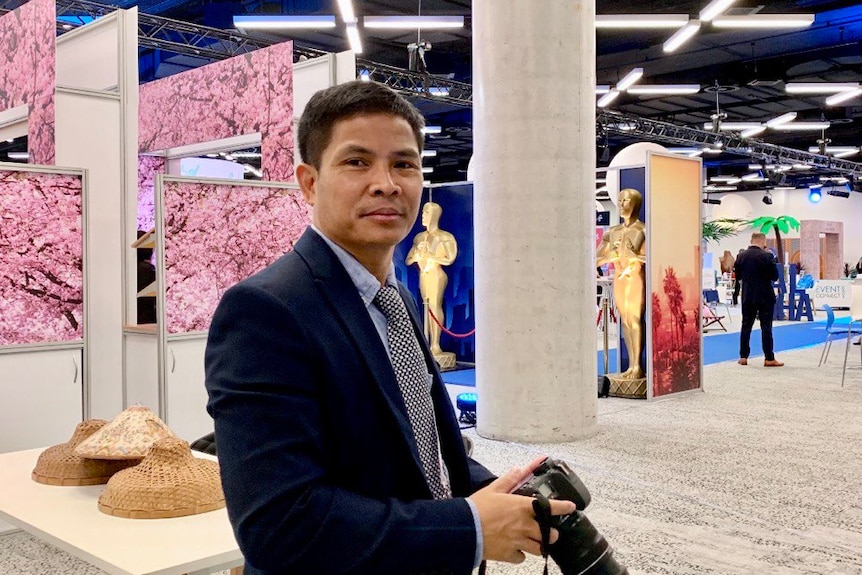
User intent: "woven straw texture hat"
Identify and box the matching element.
[98,436,225,519]
[74,405,175,460]
[32,420,140,486]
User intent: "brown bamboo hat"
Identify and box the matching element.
[32,420,140,486]
[74,405,175,460]
[97,436,225,519]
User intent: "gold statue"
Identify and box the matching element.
[597,188,647,383]
[406,202,458,369]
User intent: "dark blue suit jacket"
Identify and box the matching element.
[205,228,495,575]
[734,245,779,305]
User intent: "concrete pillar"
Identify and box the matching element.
[473,1,597,441]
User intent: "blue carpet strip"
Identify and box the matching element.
[442,316,858,387]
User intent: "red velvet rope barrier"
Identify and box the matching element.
[427,309,476,338]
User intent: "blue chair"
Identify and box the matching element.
[818,304,862,367]
[703,289,731,324]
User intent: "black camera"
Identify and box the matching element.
[514,458,628,575]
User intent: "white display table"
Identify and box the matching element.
[0,449,243,575]
[811,279,854,309]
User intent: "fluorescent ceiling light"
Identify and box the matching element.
[336,0,355,22]
[712,14,814,28]
[616,68,643,91]
[427,87,450,96]
[663,20,701,52]
[8,152,29,160]
[423,180,431,186]
[231,151,261,158]
[595,85,611,95]
[742,172,764,181]
[809,146,859,157]
[358,70,371,81]
[747,164,763,170]
[345,22,362,54]
[421,167,434,174]
[597,89,621,108]
[667,147,701,154]
[626,84,700,95]
[705,185,738,191]
[792,164,812,170]
[699,0,736,22]
[422,150,437,157]
[765,112,797,128]
[363,15,463,29]
[740,126,766,138]
[710,175,737,182]
[771,121,830,131]
[785,82,860,94]
[825,87,862,106]
[422,126,442,135]
[701,147,723,154]
[702,121,761,130]
[232,15,336,29]
[595,14,688,28]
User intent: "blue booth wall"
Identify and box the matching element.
[394,183,475,363]
[616,167,647,375]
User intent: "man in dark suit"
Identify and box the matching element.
[734,232,784,367]
[205,81,574,575]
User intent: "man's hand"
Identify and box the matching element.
[468,468,578,564]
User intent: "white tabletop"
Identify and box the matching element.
[0,448,243,575]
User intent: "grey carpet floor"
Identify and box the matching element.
[2,343,861,575]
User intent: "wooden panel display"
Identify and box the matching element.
[647,153,703,398]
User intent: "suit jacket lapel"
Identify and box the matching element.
[293,230,427,482]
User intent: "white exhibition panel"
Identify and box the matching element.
[293,53,337,120]
[335,49,357,84]
[164,336,211,443]
[123,331,158,412]
[0,346,83,454]
[811,280,854,309]
[0,103,28,141]
[56,12,121,91]
[55,88,124,419]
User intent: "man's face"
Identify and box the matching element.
[298,113,423,260]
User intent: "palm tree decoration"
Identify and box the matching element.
[702,218,746,244]
[748,215,800,265]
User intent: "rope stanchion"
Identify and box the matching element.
[427,309,475,338]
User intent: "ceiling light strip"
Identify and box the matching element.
[771,122,830,131]
[663,20,701,53]
[627,84,700,95]
[363,15,464,29]
[595,14,689,29]
[597,89,621,108]
[345,22,363,54]
[711,14,815,28]
[764,112,797,128]
[616,68,644,91]
[336,0,355,22]
[699,0,736,22]
[785,82,860,94]
[232,15,336,29]
[825,87,862,106]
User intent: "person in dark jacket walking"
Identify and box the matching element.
[734,232,784,367]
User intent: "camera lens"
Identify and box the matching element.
[549,512,628,575]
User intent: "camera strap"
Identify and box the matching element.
[532,495,552,575]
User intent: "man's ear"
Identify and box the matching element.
[296,163,317,206]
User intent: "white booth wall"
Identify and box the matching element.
[706,188,862,269]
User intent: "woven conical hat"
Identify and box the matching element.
[32,420,140,486]
[74,405,176,460]
[98,436,225,519]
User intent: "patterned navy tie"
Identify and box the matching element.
[373,285,450,499]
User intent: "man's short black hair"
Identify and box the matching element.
[298,80,425,168]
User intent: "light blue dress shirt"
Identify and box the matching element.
[310,226,483,569]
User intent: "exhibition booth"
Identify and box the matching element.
[0,0,354,452]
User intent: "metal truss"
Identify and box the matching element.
[598,110,862,178]
[358,60,472,106]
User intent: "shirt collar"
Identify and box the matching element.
[310,225,397,305]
